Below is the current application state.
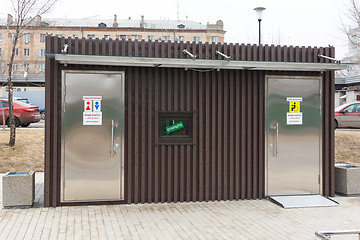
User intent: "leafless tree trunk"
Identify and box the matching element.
[0,101,5,131]
[6,0,57,146]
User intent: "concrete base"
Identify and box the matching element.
[335,164,360,196]
[3,171,35,207]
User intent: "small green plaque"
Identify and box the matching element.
[166,122,184,133]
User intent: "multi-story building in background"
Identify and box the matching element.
[0,14,225,89]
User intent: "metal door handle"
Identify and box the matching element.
[276,123,279,157]
[111,120,115,157]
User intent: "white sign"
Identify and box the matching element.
[83,96,102,125]
[287,97,303,102]
[83,96,102,101]
[287,112,303,125]
[83,112,102,125]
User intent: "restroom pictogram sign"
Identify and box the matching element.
[289,101,300,113]
[84,100,92,112]
[286,97,303,125]
[83,96,102,125]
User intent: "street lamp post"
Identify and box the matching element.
[254,7,266,45]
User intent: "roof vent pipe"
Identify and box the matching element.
[113,14,118,27]
[141,15,145,28]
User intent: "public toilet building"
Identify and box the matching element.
[44,36,346,207]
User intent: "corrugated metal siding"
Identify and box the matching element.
[123,67,265,203]
[45,37,335,207]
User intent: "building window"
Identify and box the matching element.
[88,34,95,39]
[24,48,30,57]
[156,112,195,144]
[162,36,170,41]
[23,63,29,71]
[148,36,153,41]
[0,33,2,41]
[40,49,45,57]
[72,34,78,38]
[211,36,218,43]
[24,34,30,43]
[357,95,360,101]
[14,48,18,56]
[12,33,16,43]
[98,22,107,28]
[131,35,138,41]
[193,36,200,43]
[56,34,63,38]
[178,36,184,42]
[40,63,45,72]
[104,35,110,40]
[0,48,1,56]
[12,63,18,72]
[40,34,46,42]
[120,35,126,39]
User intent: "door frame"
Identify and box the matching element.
[264,75,323,196]
[60,70,125,202]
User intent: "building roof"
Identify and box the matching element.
[45,18,207,30]
[0,16,222,30]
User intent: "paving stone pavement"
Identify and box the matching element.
[1,172,360,239]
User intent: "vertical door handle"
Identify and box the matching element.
[276,122,279,157]
[111,120,115,157]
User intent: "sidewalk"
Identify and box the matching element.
[1,173,360,239]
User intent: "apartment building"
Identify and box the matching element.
[0,14,225,87]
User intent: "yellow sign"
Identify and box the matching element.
[289,101,300,112]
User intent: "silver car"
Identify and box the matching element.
[335,101,360,128]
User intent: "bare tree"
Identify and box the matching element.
[6,0,57,146]
[340,0,360,77]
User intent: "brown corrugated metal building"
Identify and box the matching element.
[44,36,346,207]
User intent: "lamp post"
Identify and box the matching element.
[254,7,266,45]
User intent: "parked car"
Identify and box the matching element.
[335,101,360,129]
[13,97,31,104]
[0,99,41,127]
[0,97,31,104]
[40,108,45,120]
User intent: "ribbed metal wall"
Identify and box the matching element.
[45,36,336,207]
[124,67,265,203]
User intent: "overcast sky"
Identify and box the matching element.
[2,0,354,59]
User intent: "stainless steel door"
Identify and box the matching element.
[266,76,322,196]
[61,71,124,202]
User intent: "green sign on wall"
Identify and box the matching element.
[166,122,184,133]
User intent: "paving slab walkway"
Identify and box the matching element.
[1,172,360,239]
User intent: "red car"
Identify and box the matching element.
[0,99,41,127]
[335,101,360,129]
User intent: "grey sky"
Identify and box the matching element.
[2,0,353,59]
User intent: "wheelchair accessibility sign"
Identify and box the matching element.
[286,97,303,125]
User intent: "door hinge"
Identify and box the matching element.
[318,175,321,184]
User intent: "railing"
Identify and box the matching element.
[315,230,360,239]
